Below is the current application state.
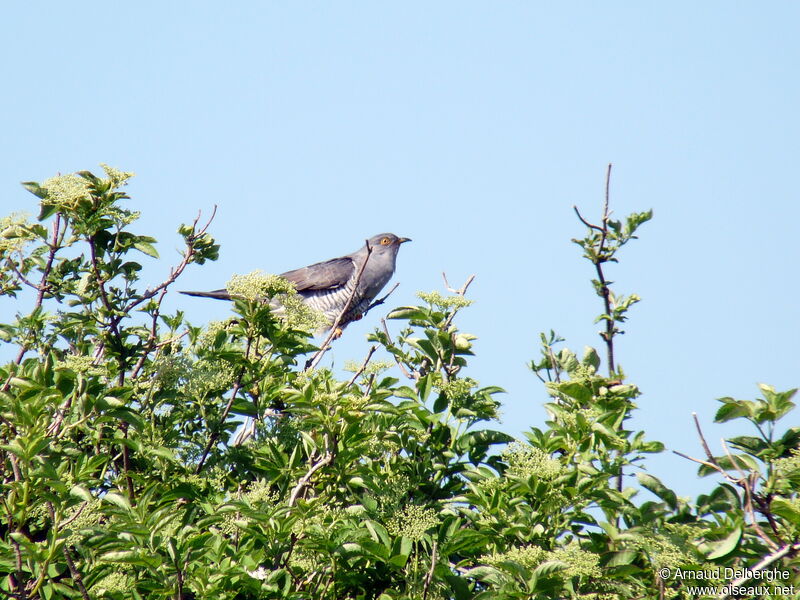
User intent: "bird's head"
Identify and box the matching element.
[365,233,411,257]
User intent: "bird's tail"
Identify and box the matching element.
[179,289,232,300]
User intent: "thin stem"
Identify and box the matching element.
[196,335,252,473]
[288,434,334,507]
[347,345,377,387]
[305,240,373,370]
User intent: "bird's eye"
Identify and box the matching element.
[380,237,391,245]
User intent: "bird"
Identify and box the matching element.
[180,233,411,335]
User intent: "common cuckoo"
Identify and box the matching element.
[181,233,410,334]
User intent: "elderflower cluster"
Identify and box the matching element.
[366,436,400,458]
[197,319,232,348]
[182,359,236,398]
[57,354,104,377]
[279,290,329,331]
[0,212,36,256]
[100,163,134,187]
[417,290,473,310]
[433,375,476,401]
[42,174,91,210]
[291,504,345,536]
[631,523,707,572]
[503,442,563,481]
[774,448,800,479]
[241,479,279,506]
[151,354,190,389]
[386,505,438,541]
[343,359,395,376]
[481,544,545,568]
[226,270,327,331]
[288,551,319,573]
[227,270,296,300]
[550,543,602,578]
[63,499,102,546]
[93,572,134,595]
[367,472,410,512]
[481,542,601,579]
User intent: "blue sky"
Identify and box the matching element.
[2,3,798,499]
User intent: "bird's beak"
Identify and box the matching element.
[398,237,411,244]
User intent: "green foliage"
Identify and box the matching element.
[0,166,797,600]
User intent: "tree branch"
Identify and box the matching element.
[720,541,800,598]
[365,281,400,314]
[196,334,251,473]
[422,539,438,600]
[347,345,377,387]
[305,240,373,371]
[288,434,334,507]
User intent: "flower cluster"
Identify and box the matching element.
[0,212,36,256]
[41,174,91,211]
[226,270,327,331]
[482,542,601,579]
[386,504,438,541]
[503,442,563,481]
[417,290,473,310]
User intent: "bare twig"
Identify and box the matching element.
[59,502,89,529]
[288,434,334,507]
[381,318,413,380]
[46,393,75,437]
[721,439,779,551]
[672,450,721,472]
[719,541,800,598]
[440,274,475,333]
[678,417,786,554]
[124,205,217,316]
[442,272,475,296]
[7,259,42,291]
[9,214,63,368]
[287,452,332,507]
[196,381,243,472]
[232,418,257,447]
[572,206,604,232]
[692,413,721,468]
[62,546,90,600]
[129,285,172,380]
[572,164,616,375]
[754,493,784,540]
[121,424,134,499]
[347,345,377,387]
[196,335,252,473]
[365,281,400,313]
[36,215,63,309]
[305,240,373,371]
[422,539,439,600]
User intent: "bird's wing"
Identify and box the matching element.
[281,257,355,291]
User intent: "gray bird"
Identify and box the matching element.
[181,233,410,335]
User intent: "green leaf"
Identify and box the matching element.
[100,550,140,562]
[387,307,429,321]
[388,536,412,567]
[22,181,48,199]
[705,524,742,559]
[133,239,159,258]
[637,473,678,510]
[604,550,638,567]
[70,486,93,502]
[770,498,800,525]
[533,559,568,577]
[582,346,600,370]
[558,381,593,404]
[103,491,132,511]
